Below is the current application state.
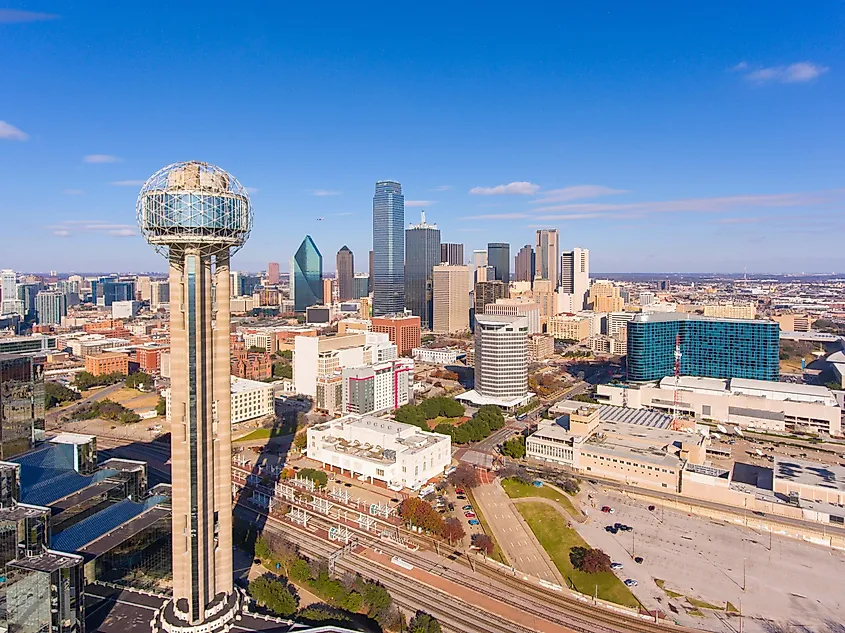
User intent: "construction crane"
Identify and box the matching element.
[671,333,683,431]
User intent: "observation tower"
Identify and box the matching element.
[137,161,252,632]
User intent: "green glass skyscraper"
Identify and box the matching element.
[291,235,323,311]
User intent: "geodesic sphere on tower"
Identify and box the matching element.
[136,161,253,258]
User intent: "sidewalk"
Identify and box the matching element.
[472,482,564,584]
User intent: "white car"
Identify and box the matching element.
[624,579,638,587]
[610,562,624,570]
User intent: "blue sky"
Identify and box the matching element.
[2,2,844,274]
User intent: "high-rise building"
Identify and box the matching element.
[137,275,152,301]
[322,277,335,305]
[405,211,441,329]
[0,270,18,315]
[336,246,354,301]
[487,242,510,289]
[290,235,323,311]
[474,280,507,316]
[588,280,624,313]
[484,297,541,334]
[372,181,404,315]
[432,264,471,334]
[34,291,67,325]
[92,278,135,307]
[471,249,488,284]
[353,273,370,300]
[473,315,529,401]
[371,315,421,356]
[535,229,560,287]
[0,353,45,459]
[530,278,557,326]
[15,283,40,318]
[151,280,170,309]
[514,244,535,283]
[368,250,374,294]
[137,161,250,629]
[626,313,779,382]
[267,261,280,285]
[561,248,589,310]
[440,243,464,265]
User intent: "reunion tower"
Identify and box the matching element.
[138,161,252,631]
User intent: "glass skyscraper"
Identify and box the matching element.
[372,181,404,315]
[487,242,511,288]
[405,211,440,329]
[626,313,779,382]
[290,235,323,311]
[0,354,45,459]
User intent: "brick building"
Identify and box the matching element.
[85,351,129,376]
[371,315,421,356]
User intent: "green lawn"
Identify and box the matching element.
[516,502,639,608]
[501,479,582,520]
[235,425,292,442]
[466,489,509,566]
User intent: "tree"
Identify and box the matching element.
[155,396,167,416]
[293,433,308,451]
[447,463,479,489]
[125,372,153,390]
[500,436,526,459]
[409,611,443,633]
[254,536,272,561]
[278,349,293,360]
[476,405,504,431]
[44,382,80,409]
[361,580,393,620]
[441,517,465,544]
[569,546,611,573]
[273,362,293,379]
[499,463,532,484]
[571,393,599,404]
[394,404,428,430]
[398,498,443,534]
[289,558,311,582]
[248,345,267,354]
[248,574,298,616]
[73,370,125,390]
[471,533,494,555]
[297,468,328,488]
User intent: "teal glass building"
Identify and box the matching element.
[626,313,779,382]
[291,235,323,311]
[372,181,404,316]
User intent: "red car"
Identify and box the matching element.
[455,488,465,495]
[601,506,611,513]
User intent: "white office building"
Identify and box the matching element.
[111,300,140,319]
[483,297,541,334]
[164,376,274,425]
[307,414,451,490]
[412,347,464,365]
[0,270,20,315]
[457,314,532,409]
[34,291,67,325]
[560,248,590,310]
[607,311,635,337]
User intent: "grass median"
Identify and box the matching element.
[501,478,582,521]
[516,502,639,608]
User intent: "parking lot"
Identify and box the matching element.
[576,486,845,632]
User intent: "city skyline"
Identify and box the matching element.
[2,4,844,273]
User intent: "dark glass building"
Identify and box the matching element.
[440,243,464,266]
[290,235,323,311]
[405,212,441,329]
[336,246,354,301]
[6,550,85,633]
[487,242,510,288]
[514,244,535,283]
[372,181,404,316]
[0,354,45,460]
[91,279,134,307]
[626,313,779,382]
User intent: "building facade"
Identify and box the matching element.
[290,235,323,312]
[267,261,280,285]
[560,248,589,310]
[534,229,559,287]
[404,212,441,329]
[372,180,405,316]
[588,281,624,313]
[34,291,67,326]
[514,244,535,283]
[0,354,45,459]
[703,304,756,320]
[342,358,413,415]
[84,351,129,376]
[336,246,354,301]
[487,242,510,289]
[473,315,529,402]
[433,264,471,334]
[483,298,541,334]
[548,314,591,342]
[440,243,464,266]
[371,315,421,355]
[626,313,780,382]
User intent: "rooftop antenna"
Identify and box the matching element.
[421,209,426,224]
[672,332,682,429]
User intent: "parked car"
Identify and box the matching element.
[634,556,644,564]
[465,512,476,518]
[605,526,618,534]
[601,506,611,513]
[455,488,465,495]
[457,495,467,500]
[610,562,624,570]
[624,579,638,587]
[648,505,655,511]
[462,505,473,511]
[468,519,480,525]
[620,525,632,532]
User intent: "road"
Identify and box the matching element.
[46,382,125,430]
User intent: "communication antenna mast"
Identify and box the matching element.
[672,333,682,426]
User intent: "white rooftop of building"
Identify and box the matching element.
[654,375,837,404]
[230,376,271,394]
[774,456,845,493]
[50,433,95,446]
[455,389,534,408]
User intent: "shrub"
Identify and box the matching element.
[471,533,494,555]
[248,574,298,616]
[44,382,80,409]
[500,436,526,459]
[297,468,328,488]
[569,546,611,573]
[409,611,442,633]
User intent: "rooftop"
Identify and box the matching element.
[231,376,272,394]
[632,312,775,326]
[774,456,845,492]
[9,549,83,573]
[50,432,96,446]
[0,503,50,521]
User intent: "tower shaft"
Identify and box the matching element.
[168,249,233,623]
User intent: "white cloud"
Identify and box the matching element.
[0,121,29,141]
[53,229,71,237]
[0,9,58,23]
[62,189,84,196]
[433,185,452,191]
[312,189,341,196]
[244,187,259,194]
[84,154,121,163]
[531,185,629,204]
[469,181,540,196]
[46,221,137,238]
[737,62,829,84]
[405,200,435,207]
[459,212,529,220]
[111,180,145,187]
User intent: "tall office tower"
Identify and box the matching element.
[290,235,323,312]
[353,273,370,300]
[440,243,464,266]
[322,278,335,305]
[137,161,251,630]
[368,250,374,294]
[561,248,590,310]
[15,283,40,318]
[588,280,624,312]
[487,242,510,288]
[405,211,441,329]
[0,353,45,459]
[474,315,529,401]
[34,291,67,325]
[626,313,779,382]
[471,250,488,284]
[432,264,471,334]
[656,279,671,292]
[371,314,421,356]
[514,244,535,283]
[336,246,354,301]
[0,270,19,315]
[151,280,171,310]
[474,280,507,315]
[372,181,404,316]
[137,275,152,301]
[530,278,557,326]
[535,229,560,287]
[267,261,280,285]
